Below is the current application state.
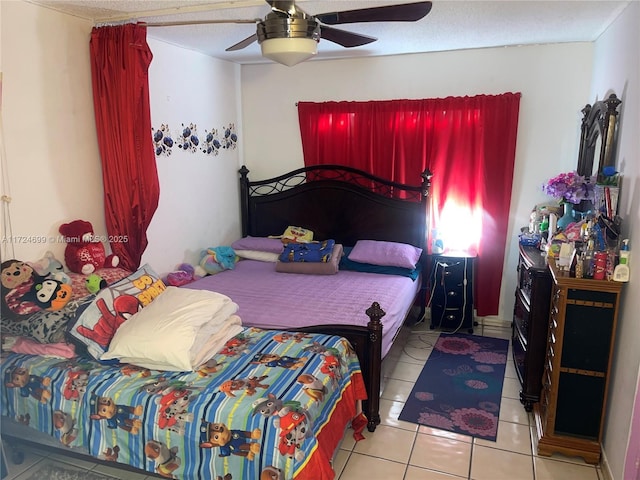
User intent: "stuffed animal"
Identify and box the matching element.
[199,247,237,275]
[165,263,196,287]
[58,220,119,275]
[1,259,72,321]
[29,251,71,285]
[86,274,107,294]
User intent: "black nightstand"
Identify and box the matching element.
[429,252,476,333]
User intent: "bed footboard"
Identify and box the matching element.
[293,302,385,432]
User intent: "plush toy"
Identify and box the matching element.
[86,274,107,294]
[199,247,237,275]
[1,259,73,321]
[29,251,71,285]
[58,220,119,275]
[269,226,314,244]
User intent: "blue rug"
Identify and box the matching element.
[399,333,509,441]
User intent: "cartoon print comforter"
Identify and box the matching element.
[1,328,367,480]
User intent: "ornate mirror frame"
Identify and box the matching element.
[576,93,622,180]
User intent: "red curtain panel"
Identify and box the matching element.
[298,93,521,316]
[89,23,160,271]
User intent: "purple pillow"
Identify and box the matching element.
[348,240,422,269]
[231,236,284,254]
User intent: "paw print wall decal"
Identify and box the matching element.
[152,124,174,156]
[177,123,200,153]
[202,128,221,156]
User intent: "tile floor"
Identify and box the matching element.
[1,322,606,480]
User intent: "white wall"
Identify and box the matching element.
[1,1,103,263]
[142,39,242,275]
[0,2,243,279]
[589,3,640,479]
[240,43,594,323]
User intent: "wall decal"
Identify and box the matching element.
[152,124,174,156]
[202,128,221,156]
[222,123,238,150]
[177,123,199,153]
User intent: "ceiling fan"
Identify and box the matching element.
[147,1,433,66]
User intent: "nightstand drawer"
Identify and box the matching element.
[430,254,475,333]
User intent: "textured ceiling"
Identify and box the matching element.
[30,0,631,64]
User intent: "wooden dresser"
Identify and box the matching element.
[533,258,623,464]
[512,245,552,411]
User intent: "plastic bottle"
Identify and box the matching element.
[583,239,595,278]
[540,215,549,233]
[613,239,630,282]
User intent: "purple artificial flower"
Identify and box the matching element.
[542,171,596,204]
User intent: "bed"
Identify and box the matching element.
[187,164,433,433]
[2,327,366,480]
[1,267,367,480]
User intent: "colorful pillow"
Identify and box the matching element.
[101,286,243,371]
[276,244,343,275]
[340,247,420,280]
[67,264,166,360]
[347,240,423,270]
[231,236,284,254]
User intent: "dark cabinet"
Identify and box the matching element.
[533,258,622,464]
[512,245,552,411]
[430,253,475,333]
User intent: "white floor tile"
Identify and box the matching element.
[410,432,472,477]
[378,398,419,431]
[353,424,416,464]
[470,445,534,480]
[338,453,407,480]
[474,420,532,455]
[533,456,600,480]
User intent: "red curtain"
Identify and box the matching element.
[90,24,159,271]
[298,94,521,316]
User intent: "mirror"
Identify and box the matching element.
[576,93,622,180]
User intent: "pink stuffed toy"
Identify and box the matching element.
[58,220,119,275]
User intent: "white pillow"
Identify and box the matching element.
[235,250,280,262]
[101,286,243,371]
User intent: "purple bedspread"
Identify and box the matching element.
[185,259,420,357]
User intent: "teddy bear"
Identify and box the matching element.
[58,220,119,274]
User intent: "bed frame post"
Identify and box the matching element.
[365,302,385,432]
[417,168,433,322]
[239,165,250,237]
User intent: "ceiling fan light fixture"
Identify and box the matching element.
[261,37,317,66]
[257,15,320,66]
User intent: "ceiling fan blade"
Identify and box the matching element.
[226,33,259,51]
[320,25,377,48]
[316,1,432,25]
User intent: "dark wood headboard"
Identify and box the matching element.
[239,164,432,251]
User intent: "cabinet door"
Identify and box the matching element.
[561,290,616,373]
